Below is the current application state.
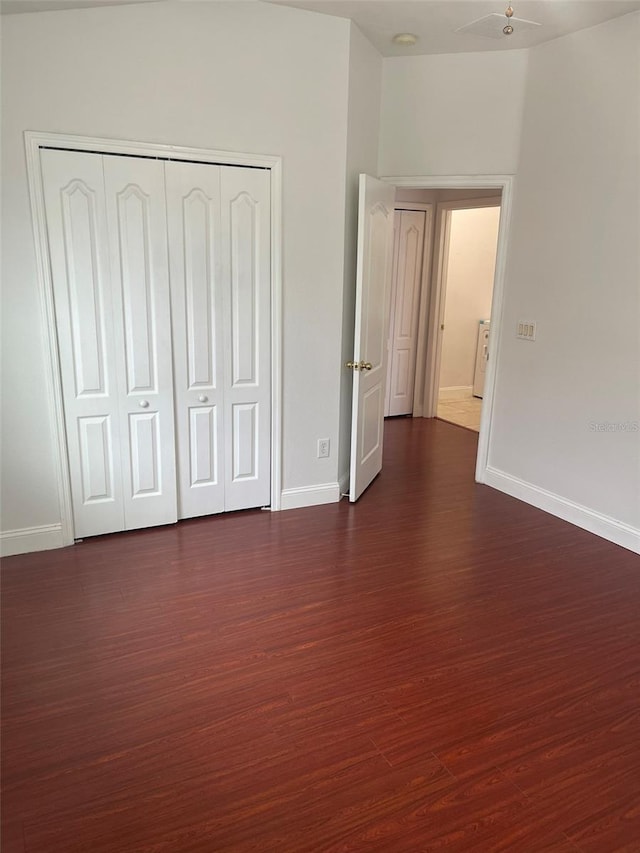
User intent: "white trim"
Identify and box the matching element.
[269,158,283,511]
[427,203,453,417]
[433,197,503,210]
[485,467,640,556]
[438,385,473,401]
[0,524,66,558]
[280,482,341,511]
[389,176,509,190]
[394,202,432,213]
[24,130,283,544]
[409,204,434,418]
[382,175,514,487]
[26,132,280,169]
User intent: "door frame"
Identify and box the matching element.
[25,130,283,546]
[429,196,503,419]
[382,175,514,485]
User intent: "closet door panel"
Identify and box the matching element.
[232,403,258,480]
[41,149,125,537]
[221,167,271,511]
[104,156,177,530]
[165,161,225,519]
[387,210,426,417]
[230,194,259,386]
[189,406,218,486]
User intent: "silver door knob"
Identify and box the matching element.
[198,394,208,403]
[139,400,149,408]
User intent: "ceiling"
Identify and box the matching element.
[2,0,639,58]
[266,0,640,55]
[0,0,157,13]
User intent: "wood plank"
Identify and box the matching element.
[2,418,639,851]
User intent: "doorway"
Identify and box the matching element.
[374,175,513,487]
[382,188,502,435]
[434,201,502,433]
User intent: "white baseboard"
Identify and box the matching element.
[280,482,341,511]
[484,466,640,555]
[0,523,66,557]
[439,385,473,401]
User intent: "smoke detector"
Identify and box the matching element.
[455,12,541,40]
[392,33,419,46]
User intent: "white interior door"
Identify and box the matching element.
[43,149,178,537]
[42,149,126,538]
[349,174,396,502]
[385,209,426,416]
[168,162,271,516]
[103,156,177,531]
[166,161,225,519]
[220,167,271,511]
[43,149,270,536]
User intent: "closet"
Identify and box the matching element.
[41,149,271,539]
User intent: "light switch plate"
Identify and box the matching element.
[517,320,536,341]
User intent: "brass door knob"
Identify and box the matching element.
[346,360,373,371]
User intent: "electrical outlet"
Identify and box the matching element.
[317,438,330,459]
[517,320,537,341]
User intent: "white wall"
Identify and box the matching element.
[337,23,382,489]
[379,49,529,177]
[488,12,640,535]
[440,206,501,390]
[0,0,351,544]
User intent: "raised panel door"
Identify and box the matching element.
[104,156,177,531]
[349,175,396,502]
[387,210,426,417]
[165,161,225,518]
[220,167,271,511]
[41,149,125,537]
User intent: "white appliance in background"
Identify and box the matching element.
[473,320,490,398]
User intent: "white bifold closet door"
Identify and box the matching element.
[385,209,426,417]
[42,148,271,539]
[166,162,271,518]
[42,149,178,538]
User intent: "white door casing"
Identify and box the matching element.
[349,174,397,502]
[384,211,402,416]
[385,209,427,417]
[41,149,126,537]
[103,155,178,531]
[166,161,226,518]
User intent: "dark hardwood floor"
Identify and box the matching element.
[2,418,640,852]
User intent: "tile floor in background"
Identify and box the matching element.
[437,395,483,432]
